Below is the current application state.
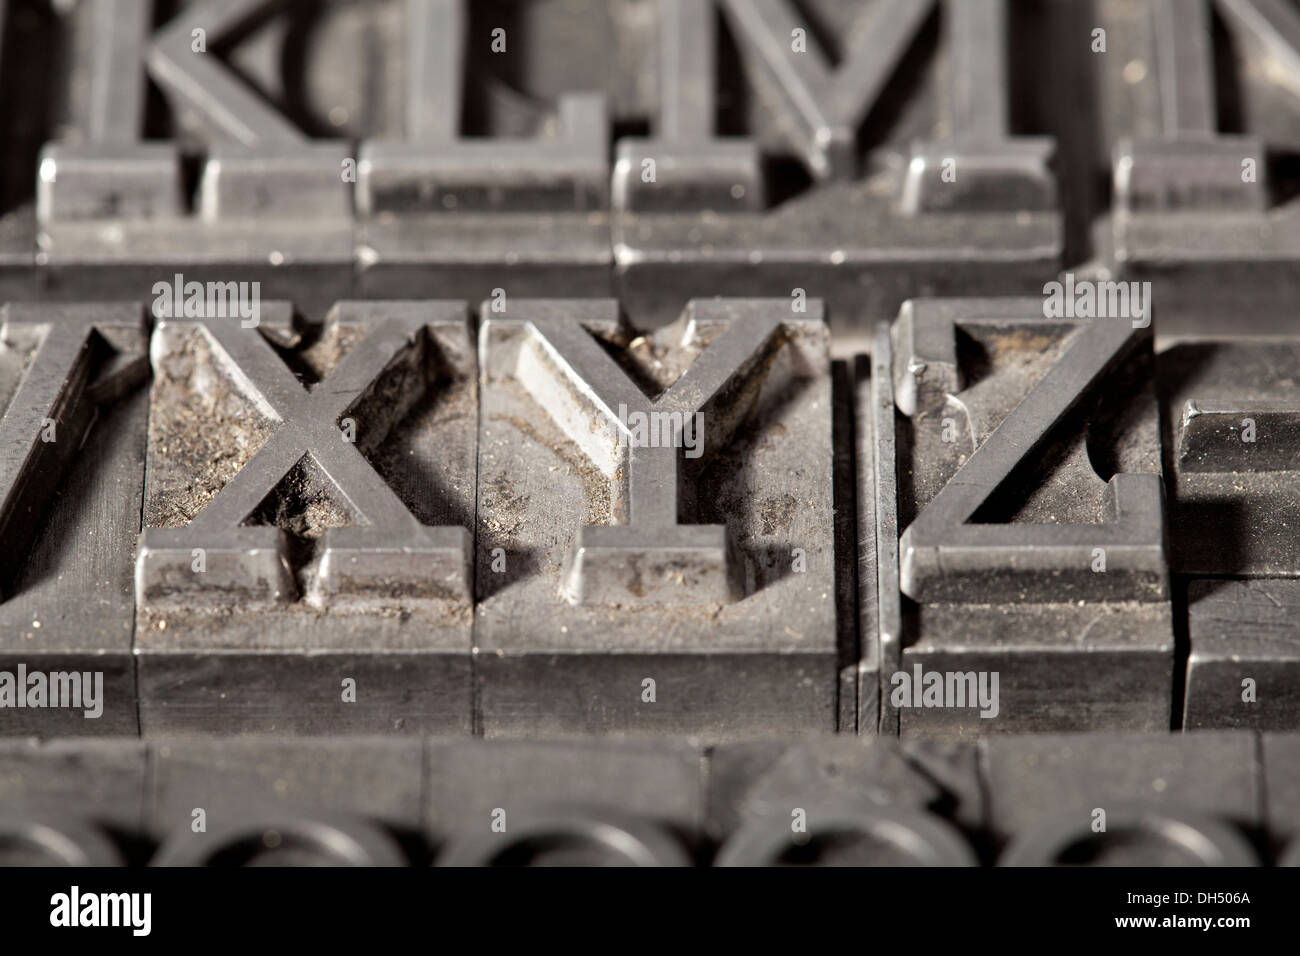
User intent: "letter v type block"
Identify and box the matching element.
[0,304,148,735]
[476,299,835,737]
[135,301,476,734]
[885,299,1172,736]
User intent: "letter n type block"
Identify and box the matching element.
[0,304,148,734]
[475,298,836,737]
[134,301,476,733]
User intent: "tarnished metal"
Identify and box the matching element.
[715,801,978,866]
[1099,0,1300,342]
[0,738,147,832]
[1160,339,1300,578]
[998,804,1260,866]
[435,805,693,866]
[0,0,1296,875]
[425,739,705,842]
[1162,337,1300,730]
[150,811,408,867]
[0,733,1289,865]
[0,303,147,734]
[614,0,1062,330]
[1264,733,1300,859]
[0,814,126,866]
[147,738,424,836]
[982,733,1261,844]
[134,300,477,734]
[706,737,983,842]
[475,297,836,737]
[882,298,1172,736]
[1184,580,1300,730]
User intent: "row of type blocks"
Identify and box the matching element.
[0,296,1294,738]
[3,0,1300,341]
[0,732,1297,865]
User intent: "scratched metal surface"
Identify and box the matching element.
[0,732,1292,865]
[0,0,1296,864]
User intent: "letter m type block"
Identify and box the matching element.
[134,301,476,735]
[475,298,837,738]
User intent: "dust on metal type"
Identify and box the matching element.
[134,299,477,734]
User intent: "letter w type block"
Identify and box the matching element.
[0,304,148,734]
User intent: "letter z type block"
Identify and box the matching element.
[888,299,1173,737]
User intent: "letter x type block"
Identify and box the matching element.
[476,298,836,738]
[0,304,147,734]
[882,299,1172,737]
[135,301,476,735]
